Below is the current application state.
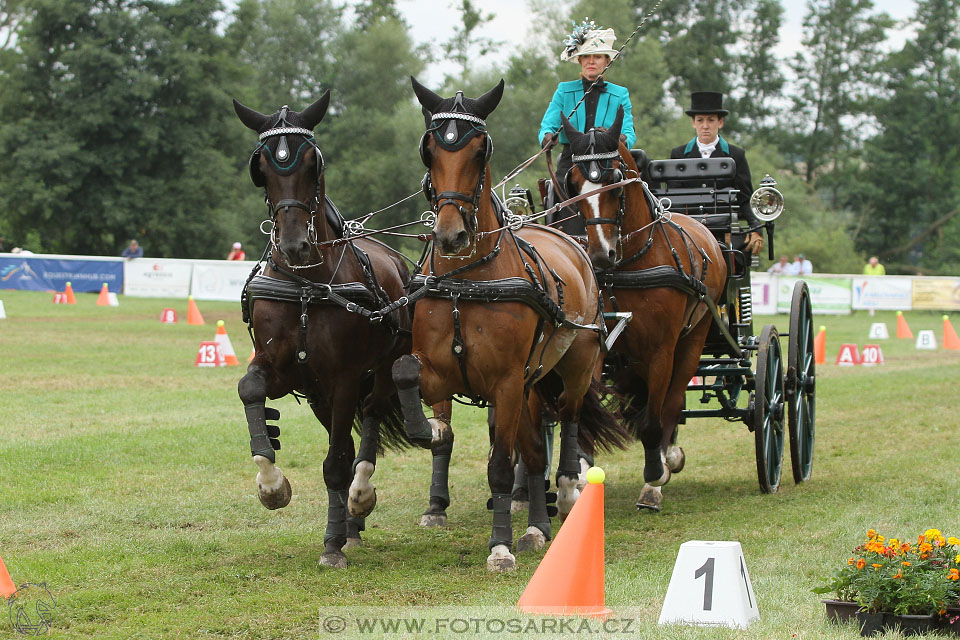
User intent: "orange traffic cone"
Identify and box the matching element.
[0,553,16,598]
[64,281,77,304]
[944,315,960,350]
[248,347,255,362]
[95,282,110,306]
[814,325,826,365]
[517,467,611,618]
[214,320,240,366]
[896,311,913,339]
[187,296,205,325]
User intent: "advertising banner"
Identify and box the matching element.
[912,277,960,311]
[0,254,123,292]
[777,276,851,315]
[124,259,193,298]
[190,261,258,301]
[749,272,777,315]
[851,276,913,310]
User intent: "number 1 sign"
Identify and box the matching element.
[658,541,759,628]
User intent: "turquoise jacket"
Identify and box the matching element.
[538,79,636,148]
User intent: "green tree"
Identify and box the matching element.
[849,0,960,274]
[787,0,893,189]
[441,0,500,79]
[727,0,785,138]
[0,0,245,258]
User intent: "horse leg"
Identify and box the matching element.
[551,335,596,522]
[420,401,454,528]
[391,355,453,448]
[319,387,359,569]
[516,398,550,552]
[636,351,676,513]
[238,364,291,510]
[661,317,711,475]
[486,381,524,572]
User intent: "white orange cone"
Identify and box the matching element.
[214,320,240,366]
[96,282,110,306]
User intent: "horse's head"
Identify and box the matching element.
[234,92,331,268]
[561,107,627,270]
[412,77,504,258]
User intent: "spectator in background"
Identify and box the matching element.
[863,256,885,275]
[121,239,142,260]
[227,242,246,261]
[767,255,790,274]
[798,253,813,275]
[784,255,800,276]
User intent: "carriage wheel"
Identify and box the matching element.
[788,281,816,483]
[753,324,785,494]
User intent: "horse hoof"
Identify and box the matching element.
[319,551,348,568]
[257,475,292,510]
[636,484,663,512]
[510,500,528,514]
[486,545,516,572]
[516,527,547,552]
[348,486,377,519]
[428,418,453,448]
[666,446,685,473]
[343,537,362,550]
[419,512,447,528]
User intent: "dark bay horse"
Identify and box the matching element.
[234,92,417,568]
[559,111,727,512]
[392,78,628,571]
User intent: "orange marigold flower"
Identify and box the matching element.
[901,543,911,554]
[894,573,903,579]
[919,534,926,545]
[921,553,930,560]
[857,559,866,569]
[920,543,933,553]
[871,563,883,568]
[950,573,959,582]
[848,558,855,565]
[877,535,886,543]
[902,561,911,567]
[868,529,878,539]
[949,568,959,576]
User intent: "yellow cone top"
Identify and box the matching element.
[944,315,949,321]
[66,281,71,286]
[217,320,225,327]
[897,311,903,316]
[819,325,826,332]
[586,466,605,484]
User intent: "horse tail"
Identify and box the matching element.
[354,372,414,452]
[534,373,632,455]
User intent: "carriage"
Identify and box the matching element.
[514,152,816,497]
[639,157,816,494]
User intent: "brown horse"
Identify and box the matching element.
[234,92,417,568]
[560,110,727,512]
[391,78,628,572]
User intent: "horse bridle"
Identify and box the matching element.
[419,92,493,259]
[250,106,326,269]
[569,130,627,256]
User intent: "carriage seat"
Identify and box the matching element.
[646,158,740,234]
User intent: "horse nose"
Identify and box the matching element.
[454,230,469,248]
[590,247,615,270]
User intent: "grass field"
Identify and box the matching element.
[1,289,958,639]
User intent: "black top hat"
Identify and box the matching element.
[685,91,729,117]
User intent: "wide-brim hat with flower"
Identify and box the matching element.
[561,20,619,62]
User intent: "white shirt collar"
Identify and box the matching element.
[697,137,719,157]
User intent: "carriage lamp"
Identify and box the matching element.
[750,175,784,221]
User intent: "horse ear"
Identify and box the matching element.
[420,106,433,129]
[607,105,624,142]
[560,112,578,142]
[411,76,443,113]
[474,79,504,118]
[233,99,270,132]
[300,90,331,130]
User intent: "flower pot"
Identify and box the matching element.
[886,613,938,636]
[856,610,885,637]
[941,607,960,635]
[822,599,859,624]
